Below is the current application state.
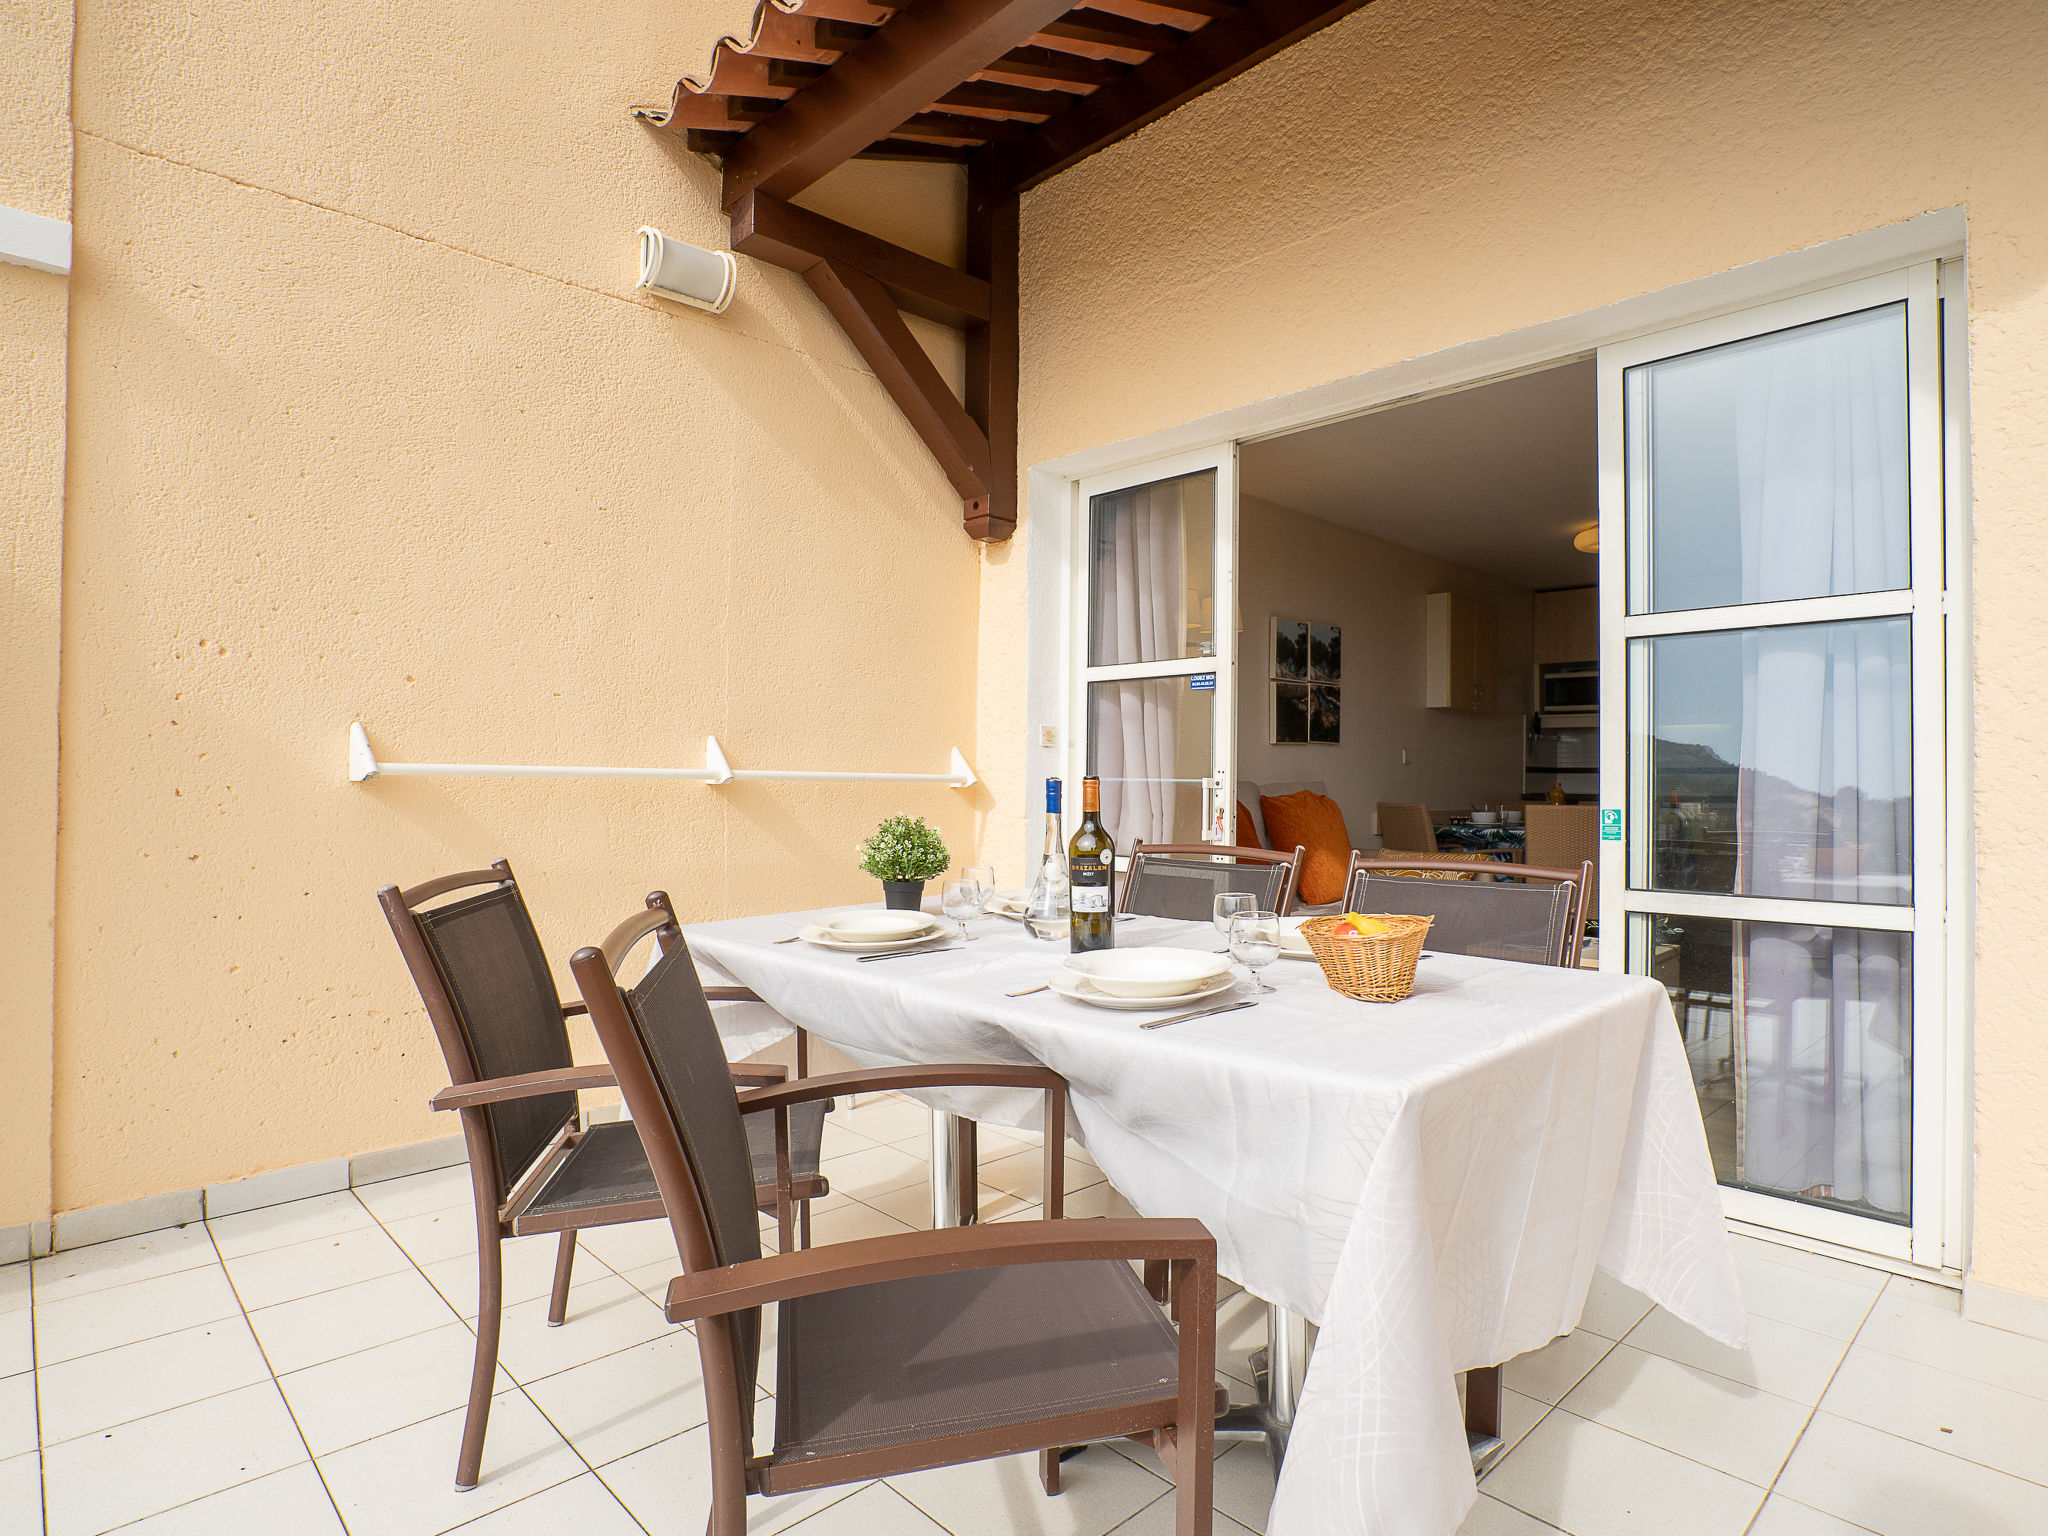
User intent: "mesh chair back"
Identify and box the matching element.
[583,926,763,1424]
[1346,868,1578,967]
[1121,846,1296,920]
[413,885,577,1200]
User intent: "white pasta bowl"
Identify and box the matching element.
[823,910,942,940]
[1063,950,1232,998]
[1469,811,1499,826]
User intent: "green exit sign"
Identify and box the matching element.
[1601,808,1622,842]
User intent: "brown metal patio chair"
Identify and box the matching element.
[1120,841,1304,919]
[1342,855,1592,969]
[378,861,829,1490]
[570,891,1222,1534]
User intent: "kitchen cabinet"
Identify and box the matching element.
[1532,586,1597,666]
[1424,591,1493,711]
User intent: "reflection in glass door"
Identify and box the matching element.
[1073,449,1238,851]
[1598,267,1953,1263]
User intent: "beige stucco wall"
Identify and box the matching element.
[986,0,2048,1293]
[1,2,75,1229]
[40,1,986,1215]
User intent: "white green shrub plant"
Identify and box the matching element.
[857,814,951,883]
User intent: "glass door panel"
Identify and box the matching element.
[1635,303,1911,614]
[1074,449,1238,851]
[1087,472,1217,666]
[1601,264,1948,1262]
[1641,619,1913,904]
[1086,678,1215,846]
[1635,912,1913,1224]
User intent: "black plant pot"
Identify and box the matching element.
[882,880,927,911]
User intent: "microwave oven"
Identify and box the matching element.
[1538,662,1598,723]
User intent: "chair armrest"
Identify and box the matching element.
[703,986,762,1004]
[430,1063,616,1111]
[662,1217,1214,1322]
[734,1063,1064,1115]
[729,1062,788,1087]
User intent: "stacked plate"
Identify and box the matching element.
[1049,950,1237,1011]
[1277,916,1316,961]
[799,910,951,953]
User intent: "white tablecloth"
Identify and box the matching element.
[685,910,1746,1536]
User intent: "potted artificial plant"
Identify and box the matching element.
[858,814,951,910]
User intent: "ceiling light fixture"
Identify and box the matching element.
[1573,526,1599,554]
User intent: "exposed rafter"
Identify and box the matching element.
[634,0,1376,539]
[718,0,1081,207]
[986,0,1374,189]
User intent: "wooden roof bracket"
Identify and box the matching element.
[727,188,1018,539]
[640,0,1380,541]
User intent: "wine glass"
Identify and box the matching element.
[1213,892,1256,953]
[942,878,981,941]
[965,864,996,916]
[1228,911,1283,994]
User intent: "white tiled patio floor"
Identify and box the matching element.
[7,1093,2047,1535]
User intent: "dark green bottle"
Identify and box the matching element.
[1068,775,1116,952]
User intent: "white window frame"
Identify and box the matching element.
[1067,444,1240,849]
[1595,263,1961,1267]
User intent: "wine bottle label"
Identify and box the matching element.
[1073,887,1108,913]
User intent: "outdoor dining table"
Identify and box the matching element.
[685,907,1746,1536]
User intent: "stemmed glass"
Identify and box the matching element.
[942,878,982,941]
[1228,911,1283,994]
[1213,892,1256,953]
[965,865,996,916]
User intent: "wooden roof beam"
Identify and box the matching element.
[720,0,1081,208]
[985,0,1378,191]
[973,45,1126,91]
[730,191,992,328]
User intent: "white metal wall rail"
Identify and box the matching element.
[346,723,976,788]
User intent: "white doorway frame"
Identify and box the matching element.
[1020,207,1970,1275]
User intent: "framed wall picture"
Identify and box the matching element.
[1310,622,1342,681]
[1272,618,1309,681]
[1309,685,1341,743]
[1272,682,1310,743]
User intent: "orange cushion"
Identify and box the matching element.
[1236,800,1263,848]
[1260,790,1352,905]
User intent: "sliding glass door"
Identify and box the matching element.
[1071,446,1239,850]
[1597,267,1958,1264]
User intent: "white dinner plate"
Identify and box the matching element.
[985,890,1031,915]
[1063,948,1232,998]
[799,918,949,953]
[822,909,943,941]
[1046,969,1239,1011]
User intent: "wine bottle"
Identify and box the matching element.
[1023,778,1070,941]
[1068,776,1116,952]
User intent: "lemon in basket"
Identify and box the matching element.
[1339,914,1391,938]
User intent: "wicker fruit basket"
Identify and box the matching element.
[1299,914,1434,1003]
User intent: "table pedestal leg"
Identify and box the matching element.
[929,1110,977,1228]
[1465,1365,1504,1471]
[1215,1301,1306,1474]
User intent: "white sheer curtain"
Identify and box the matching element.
[1090,482,1186,848]
[1731,309,1914,1216]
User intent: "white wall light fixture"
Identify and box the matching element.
[636,227,736,314]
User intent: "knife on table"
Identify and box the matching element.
[1139,1000,1257,1031]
